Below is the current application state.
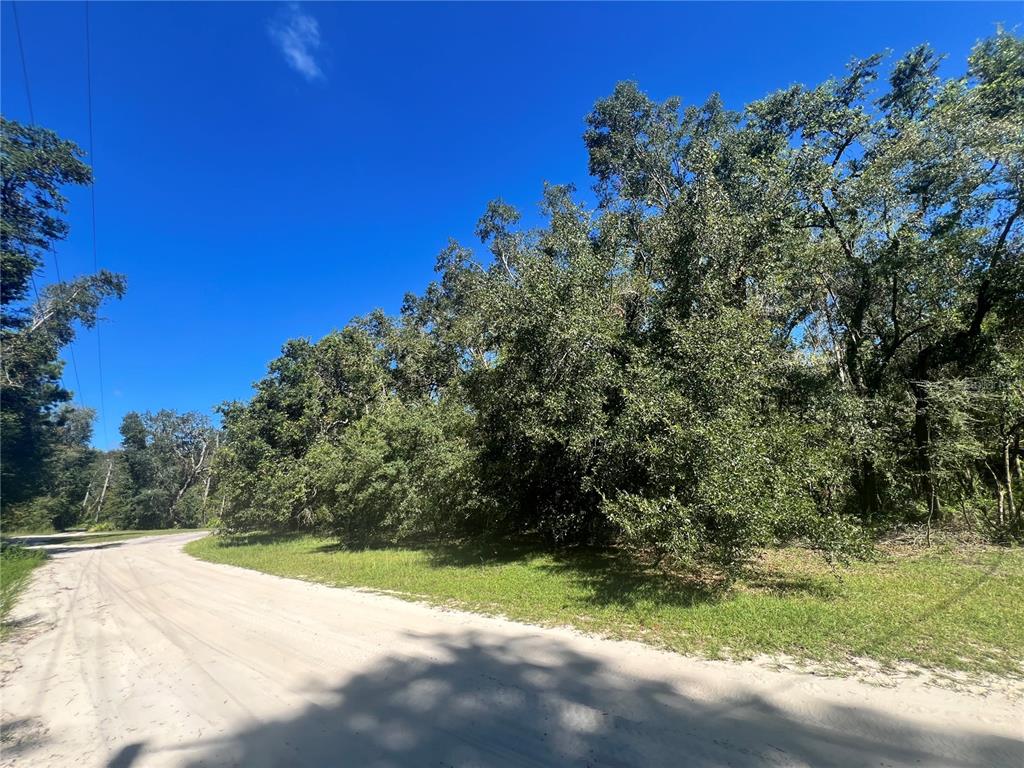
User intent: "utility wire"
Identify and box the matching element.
[11,1,35,124]
[48,249,86,406]
[12,0,84,404]
[84,1,110,444]
[12,1,39,309]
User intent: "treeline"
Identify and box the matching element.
[82,411,220,531]
[215,35,1023,571]
[3,407,219,533]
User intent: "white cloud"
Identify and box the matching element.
[268,3,324,82]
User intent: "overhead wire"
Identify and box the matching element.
[84,0,110,443]
[11,0,83,405]
[11,0,41,310]
[11,1,115,437]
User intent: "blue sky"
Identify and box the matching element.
[2,1,1019,449]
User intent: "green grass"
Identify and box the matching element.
[186,534,1024,678]
[0,546,47,637]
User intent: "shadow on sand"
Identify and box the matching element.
[110,629,1021,768]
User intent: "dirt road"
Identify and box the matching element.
[1,533,1020,767]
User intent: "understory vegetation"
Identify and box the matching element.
[211,34,1023,575]
[187,534,1024,677]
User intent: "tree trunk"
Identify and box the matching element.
[200,434,219,526]
[1006,438,1018,527]
[95,460,113,524]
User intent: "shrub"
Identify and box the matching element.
[313,398,493,547]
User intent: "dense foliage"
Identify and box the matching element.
[215,35,1023,571]
[1,118,126,531]
[106,410,220,529]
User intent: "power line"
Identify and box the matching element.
[12,2,51,389]
[48,249,86,407]
[85,0,110,445]
[13,0,38,312]
[12,0,90,410]
[11,1,35,125]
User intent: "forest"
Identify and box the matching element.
[2,32,1022,576]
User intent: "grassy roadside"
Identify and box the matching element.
[0,546,47,637]
[186,534,1024,679]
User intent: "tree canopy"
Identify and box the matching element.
[213,34,1023,570]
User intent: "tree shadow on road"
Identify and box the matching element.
[163,630,1021,768]
[0,716,49,758]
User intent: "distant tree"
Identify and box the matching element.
[117,410,218,528]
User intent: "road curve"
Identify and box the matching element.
[1,532,1021,768]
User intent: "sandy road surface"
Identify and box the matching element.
[1,533,1021,768]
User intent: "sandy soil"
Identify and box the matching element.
[1,532,1021,767]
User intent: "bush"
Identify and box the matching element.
[1,500,56,534]
[311,398,492,547]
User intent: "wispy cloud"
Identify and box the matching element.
[268,3,324,82]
